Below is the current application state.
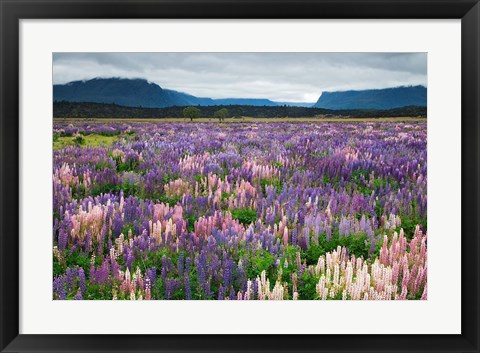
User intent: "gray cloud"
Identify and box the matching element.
[53,52,427,102]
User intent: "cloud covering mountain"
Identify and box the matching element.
[53,53,427,103]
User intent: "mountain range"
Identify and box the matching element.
[53,77,427,110]
[53,78,296,108]
[313,85,427,110]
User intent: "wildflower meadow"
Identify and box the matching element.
[53,121,427,300]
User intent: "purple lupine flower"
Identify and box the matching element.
[65,267,74,292]
[126,251,134,272]
[110,256,121,279]
[184,275,192,300]
[292,228,298,246]
[223,265,231,289]
[204,279,212,300]
[229,286,236,300]
[165,278,179,300]
[146,267,157,287]
[161,255,168,282]
[93,260,106,285]
[89,263,96,283]
[78,268,86,295]
[84,229,91,254]
[58,228,68,250]
[74,290,83,300]
[53,276,66,300]
[52,121,427,300]
[218,285,225,300]
[112,212,123,238]
[177,252,184,277]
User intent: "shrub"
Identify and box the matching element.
[231,208,257,225]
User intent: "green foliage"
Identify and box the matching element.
[304,243,326,265]
[158,194,182,207]
[184,213,198,233]
[121,224,135,237]
[183,106,201,121]
[394,199,427,238]
[162,173,179,185]
[401,213,427,239]
[131,248,172,274]
[84,283,112,300]
[298,272,320,300]
[90,181,138,198]
[115,158,139,173]
[193,174,204,183]
[53,211,61,223]
[173,287,185,300]
[335,233,372,259]
[375,201,384,220]
[65,251,91,275]
[221,191,234,201]
[260,177,284,195]
[303,231,380,265]
[150,276,164,300]
[350,169,368,186]
[244,249,276,280]
[53,133,118,150]
[90,183,120,197]
[73,135,86,145]
[231,208,257,226]
[192,174,207,194]
[350,168,396,196]
[95,161,112,171]
[277,245,299,281]
[53,255,65,277]
[213,108,229,122]
[322,175,340,187]
[71,184,86,199]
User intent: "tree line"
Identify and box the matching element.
[53,101,427,119]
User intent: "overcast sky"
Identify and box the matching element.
[53,53,427,103]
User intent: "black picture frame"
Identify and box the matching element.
[1,1,479,352]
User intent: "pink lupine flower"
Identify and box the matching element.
[283,226,289,245]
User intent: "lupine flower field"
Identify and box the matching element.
[53,121,427,300]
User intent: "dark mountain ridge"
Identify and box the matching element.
[53,78,307,108]
[53,78,210,108]
[314,85,427,110]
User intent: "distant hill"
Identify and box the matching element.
[313,86,427,110]
[53,78,312,108]
[212,98,277,106]
[276,102,315,107]
[53,101,427,119]
[53,78,212,108]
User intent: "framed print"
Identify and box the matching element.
[0,0,479,352]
